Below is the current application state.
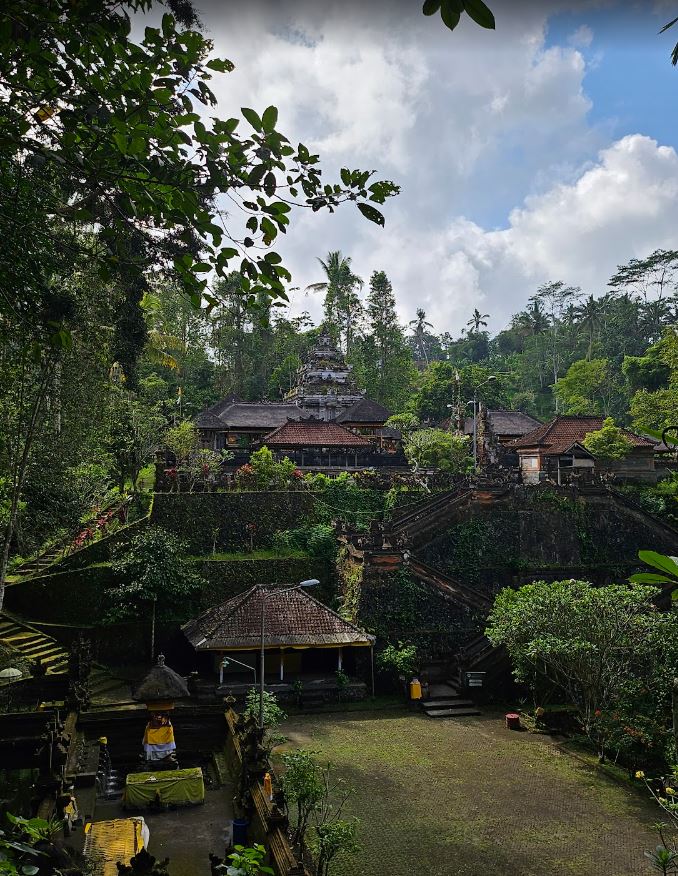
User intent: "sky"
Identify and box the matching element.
[190,0,678,334]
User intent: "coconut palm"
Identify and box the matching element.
[408,308,434,365]
[466,308,489,333]
[306,251,363,353]
[574,294,606,360]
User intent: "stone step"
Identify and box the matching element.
[422,698,474,709]
[424,707,481,718]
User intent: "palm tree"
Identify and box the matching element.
[512,300,550,337]
[408,308,434,365]
[573,294,606,360]
[466,308,489,333]
[306,251,363,353]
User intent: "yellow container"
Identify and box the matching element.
[409,678,422,700]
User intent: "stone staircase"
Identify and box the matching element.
[12,543,68,580]
[420,682,480,718]
[390,488,473,549]
[0,613,69,674]
[405,555,491,613]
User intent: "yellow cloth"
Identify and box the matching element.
[143,725,174,745]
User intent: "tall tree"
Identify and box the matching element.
[573,295,606,361]
[354,271,414,410]
[306,251,364,354]
[408,309,435,366]
[466,308,490,333]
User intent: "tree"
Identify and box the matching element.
[485,579,678,759]
[353,271,414,410]
[630,388,678,434]
[583,417,633,460]
[466,308,489,334]
[105,389,166,494]
[109,527,202,659]
[573,295,606,361]
[281,749,325,853]
[553,358,623,417]
[532,282,582,402]
[165,420,199,463]
[307,252,364,354]
[0,0,398,606]
[236,446,296,490]
[408,309,434,366]
[401,429,471,481]
[422,0,495,33]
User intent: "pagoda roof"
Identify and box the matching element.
[261,419,372,448]
[182,585,374,651]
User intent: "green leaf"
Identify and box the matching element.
[638,550,678,580]
[357,202,385,226]
[440,0,461,31]
[422,0,441,15]
[241,107,263,131]
[629,573,674,585]
[463,0,495,29]
[206,57,235,73]
[262,105,279,133]
[112,132,128,155]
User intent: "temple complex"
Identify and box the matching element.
[196,333,398,464]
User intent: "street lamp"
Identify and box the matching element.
[471,376,496,471]
[258,579,319,729]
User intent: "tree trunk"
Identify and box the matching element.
[0,360,53,611]
[672,677,678,757]
[150,598,157,661]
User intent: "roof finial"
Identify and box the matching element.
[157,653,166,666]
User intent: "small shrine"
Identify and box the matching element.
[132,654,190,771]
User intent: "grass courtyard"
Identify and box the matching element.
[279,709,658,876]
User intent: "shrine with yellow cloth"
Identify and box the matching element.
[142,716,176,762]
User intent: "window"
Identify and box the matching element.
[521,456,539,470]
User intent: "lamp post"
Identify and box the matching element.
[471,376,496,471]
[258,579,319,729]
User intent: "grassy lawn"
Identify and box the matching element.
[278,709,658,876]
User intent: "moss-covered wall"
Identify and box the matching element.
[357,569,482,660]
[419,488,678,597]
[6,554,326,627]
[150,492,316,553]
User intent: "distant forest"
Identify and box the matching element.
[143,248,678,432]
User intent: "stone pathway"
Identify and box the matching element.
[280,710,659,876]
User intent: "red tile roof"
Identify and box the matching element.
[261,420,372,449]
[182,586,374,650]
[512,416,653,453]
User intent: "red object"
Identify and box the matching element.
[505,712,521,730]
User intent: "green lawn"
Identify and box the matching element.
[189,549,308,561]
[278,710,658,876]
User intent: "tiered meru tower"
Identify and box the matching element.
[285,333,364,421]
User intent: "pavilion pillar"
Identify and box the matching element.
[337,647,343,671]
[280,649,285,682]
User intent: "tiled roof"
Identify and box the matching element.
[261,420,372,448]
[512,416,654,452]
[462,410,541,436]
[182,586,374,650]
[336,397,392,424]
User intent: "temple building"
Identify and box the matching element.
[196,333,398,462]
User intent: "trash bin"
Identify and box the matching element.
[232,818,249,846]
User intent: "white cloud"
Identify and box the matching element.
[321,135,678,334]
[185,2,678,337]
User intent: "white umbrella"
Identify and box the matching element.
[0,667,22,682]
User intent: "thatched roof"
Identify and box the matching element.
[133,654,190,702]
